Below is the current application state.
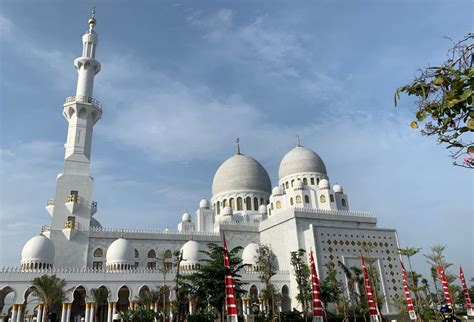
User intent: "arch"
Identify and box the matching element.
[147,249,156,259]
[223,199,228,207]
[0,286,16,315]
[320,195,326,203]
[164,250,173,270]
[285,182,289,189]
[117,286,130,313]
[303,178,308,185]
[92,285,110,322]
[304,195,310,203]
[78,107,87,118]
[217,202,221,215]
[271,203,274,210]
[249,285,259,314]
[71,286,86,320]
[237,197,243,211]
[134,249,139,258]
[230,198,235,209]
[290,197,293,206]
[295,195,302,204]
[310,178,315,185]
[342,198,347,207]
[94,248,103,257]
[291,179,295,187]
[253,197,258,211]
[330,194,334,202]
[281,285,291,312]
[245,197,252,210]
[317,178,320,185]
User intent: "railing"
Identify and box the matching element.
[66,194,80,203]
[46,199,54,206]
[91,201,98,210]
[64,95,102,111]
[90,226,220,236]
[64,220,79,230]
[41,225,51,233]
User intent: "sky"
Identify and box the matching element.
[0,1,472,283]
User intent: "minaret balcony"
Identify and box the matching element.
[91,201,98,215]
[45,198,54,216]
[65,194,81,214]
[64,95,102,112]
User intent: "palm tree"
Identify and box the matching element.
[398,247,422,312]
[90,287,109,322]
[32,274,67,321]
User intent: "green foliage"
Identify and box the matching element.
[186,307,218,322]
[183,243,247,317]
[119,306,161,322]
[32,274,67,318]
[255,244,278,320]
[320,261,344,310]
[395,33,474,168]
[289,249,311,316]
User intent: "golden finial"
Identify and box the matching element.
[88,6,97,29]
[236,137,241,155]
[296,133,301,146]
[119,229,124,239]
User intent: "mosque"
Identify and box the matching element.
[0,11,404,322]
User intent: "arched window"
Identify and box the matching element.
[147,249,156,259]
[230,198,235,209]
[271,203,274,210]
[304,195,310,203]
[310,178,315,185]
[134,249,139,258]
[94,248,103,258]
[164,250,173,270]
[246,197,252,210]
[223,199,228,207]
[330,194,334,202]
[290,197,293,205]
[276,201,281,209]
[317,178,320,185]
[303,178,308,185]
[285,182,289,189]
[260,198,264,205]
[320,195,326,203]
[342,199,346,207]
[253,197,258,210]
[217,202,221,215]
[296,195,302,204]
[291,180,294,187]
[237,197,243,211]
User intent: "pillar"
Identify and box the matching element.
[11,304,18,322]
[61,303,67,322]
[85,303,91,322]
[188,300,193,315]
[16,304,25,322]
[89,304,95,322]
[66,303,72,322]
[107,302,113,322]
[37,304,43,322]
[242,299,248,316]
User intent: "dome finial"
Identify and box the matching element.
[296,133,302,147]
[119,229,124,239]
[88,6,97,32]
[236,137,241,155]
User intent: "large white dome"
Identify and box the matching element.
[180,240,205,267]
[212,154,271,196]
[279,145,327,179]
[106,238,134,267]
[21,235,55,267]
[242,242,259,266]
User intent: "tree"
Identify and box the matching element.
[394,33,474,168]
[172,249,188,322]
[184,243,247,321]
[289,249,311,319]
[156,250,173,318]
[255,244,278,321]
[398,247,422,311]
[90,287,109,322]
[320,261,344,316]
[32,274,67,321]
[424,245,458,305]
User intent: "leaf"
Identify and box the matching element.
[459,89,472,101]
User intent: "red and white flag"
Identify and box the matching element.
[460,266,473,316]
[437,263,452,306]
[309,250,325,319]
[400,260,416,320]
[361,256,380,320]
[223,234,238,321]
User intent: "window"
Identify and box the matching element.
[276,201,281,209]
[223,199,228,207]
[310,178,315,185]
[237,197,243,211]
[253,197,258,210]
[134,249,139,258]
[285,182,289,189]
[148,249,156,258]
[290,197,293,205]
[92,261,103,269]
[94,248,103,258]
[342,199,346,207]
[147,262,156,269]
[271,203,274,210]
[296,195,302,204]
[320,195,326,203]
[217,202,221,215]
[135,262,139,268]
[230,198,235,209]
[260,198,264,205]
[303,178,308,185]
[317,178,320,185]
[291,180,294,187]
[330,194,334,202]
[304,195,310,203]
[246,197,252,210]
[164,250,173,270]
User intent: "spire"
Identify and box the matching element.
[296,133,302,147]
[88,6,97,32]
[236,137,241,155]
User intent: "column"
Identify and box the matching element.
[188,300,193,315]
[89,303,95,322]
[37,304,43,322]
[66,303,72,322]
[85,303,91,322]
[61,303,67,322]
[242,299,248,316]
[11,304,18,322]
[107,303,113,322]
[16,304,24,322]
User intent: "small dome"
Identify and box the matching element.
[318,179,330,190]
[212,154,271,196]
[182,212,192,222]
[106,238,134,267]
[279,146,327,180]
[242,242,260,266]
[180,240,205,266]
[91,217,102,228]
[333,184,343,193]
[222,206,233,216]
[293,179,304,190]
[199,199,210,209]
[272,186,283,195]
[258,204,267,214]
[21,235,55,267]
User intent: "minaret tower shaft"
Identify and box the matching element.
[46,10,102,268]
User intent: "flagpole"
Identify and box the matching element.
[309,249,325,322]
[460,266,473,317]
[223,234,238,322]
[400,260,417,320]
[360,255,380,322]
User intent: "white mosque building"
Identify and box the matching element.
[0,12,405,322]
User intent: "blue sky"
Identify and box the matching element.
[0,1,472,282]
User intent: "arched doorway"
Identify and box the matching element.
[117,286,130,314]
[281,285,291,312]
[71,286,86,322]
[249,285,259,315]
[24,286,41,321]
[92,285,109,322]
[0,287,15,318]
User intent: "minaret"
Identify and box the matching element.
[45,10,102,268]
